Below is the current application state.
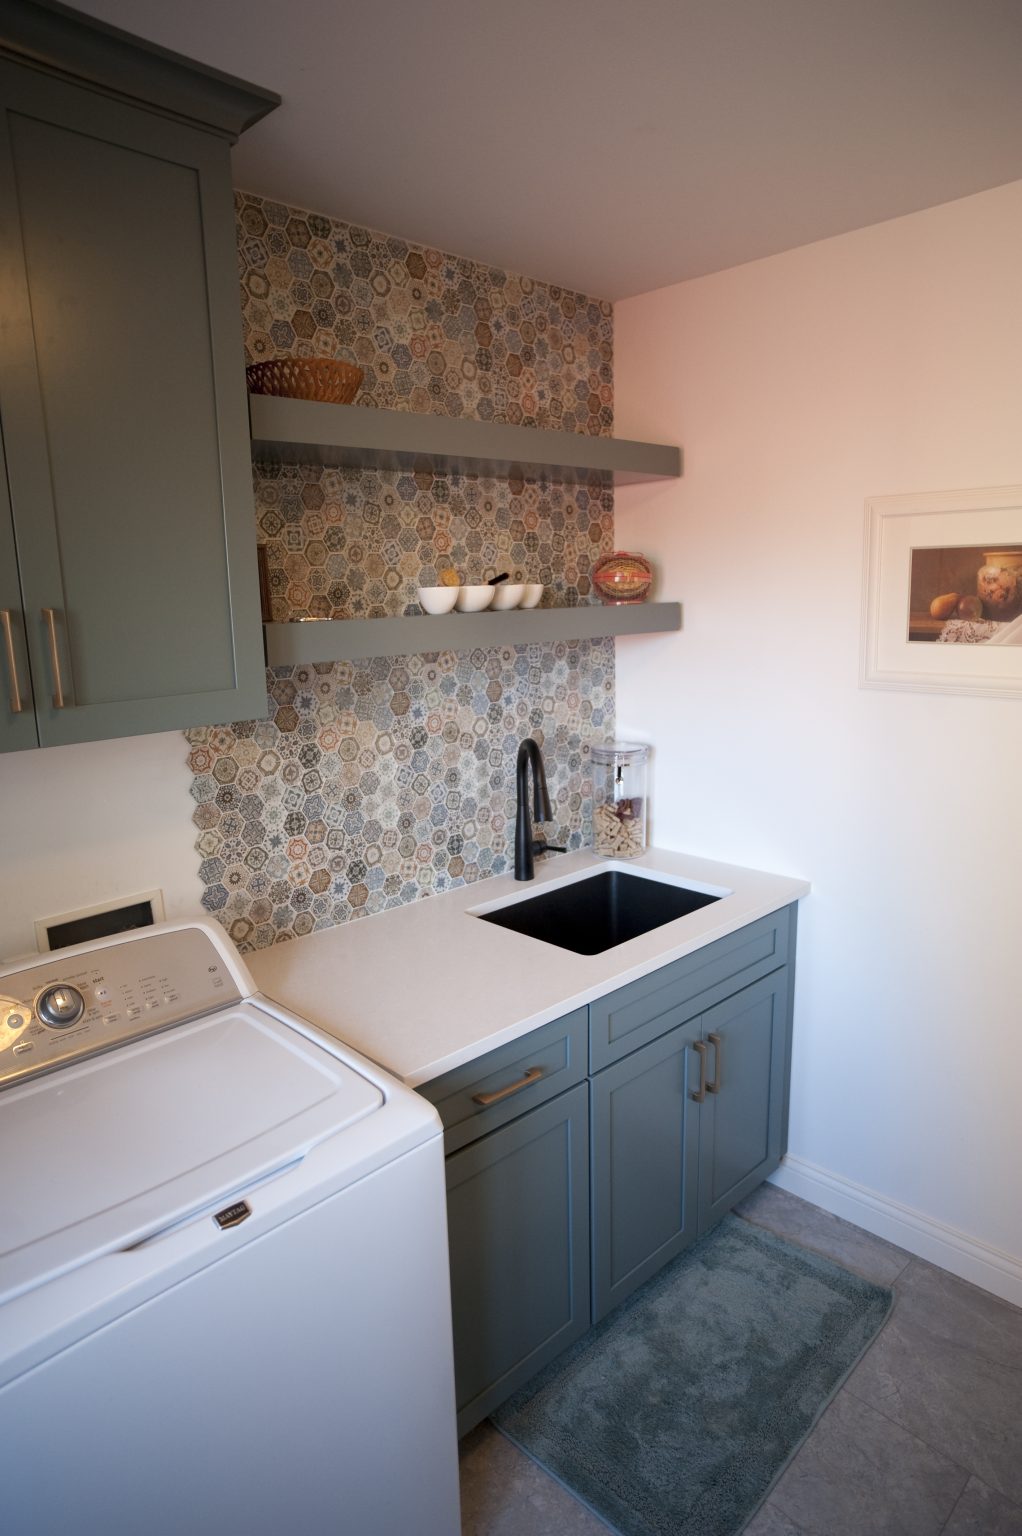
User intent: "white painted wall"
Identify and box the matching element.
[614,182,1022,1297]
[0,732,203,961]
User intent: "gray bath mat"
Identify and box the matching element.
[493,1212,892,1536]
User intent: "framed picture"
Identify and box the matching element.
[861,485,1022,698]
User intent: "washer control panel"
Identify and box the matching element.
[0,928,243,1090]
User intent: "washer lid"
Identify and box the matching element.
[0,1003,383,1304]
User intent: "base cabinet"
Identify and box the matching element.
[591,967,792,1322]
[590,1017,701,1322]
[423,905,798,1435]
[420,1008,591,1438]
[443,1083,590,1437]
[697,971,791,1230]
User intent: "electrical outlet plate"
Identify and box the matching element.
[33,890,166,954]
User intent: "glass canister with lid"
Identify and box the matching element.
[591,743,649,858]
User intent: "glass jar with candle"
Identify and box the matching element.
[591,743,648,858]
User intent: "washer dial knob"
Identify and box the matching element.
[36,984,85,1029]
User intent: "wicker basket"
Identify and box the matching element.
[246,357,363,404]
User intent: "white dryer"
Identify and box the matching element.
[0,921,460,1536]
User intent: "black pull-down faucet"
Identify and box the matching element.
[514,737,566,880]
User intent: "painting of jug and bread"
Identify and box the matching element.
[909,547,1022,646]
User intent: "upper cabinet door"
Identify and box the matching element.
[0,58,267,748]
[0,425,38,753]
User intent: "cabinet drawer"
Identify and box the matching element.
[420,1007,588,1154]
[589,907,792,1071]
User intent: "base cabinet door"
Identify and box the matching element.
[590,1016,702,1324]
[697,971,790,1231]
[444,1082,590,1437]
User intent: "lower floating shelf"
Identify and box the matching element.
[264,602,681,665]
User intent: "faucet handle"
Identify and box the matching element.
[532,840,566,858]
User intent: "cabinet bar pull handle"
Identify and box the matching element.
[473,1066,543,1107]
[1,610,23,712]
[690,1041,708,1102]
[42,607,67,708]
[707,1032,723,1094]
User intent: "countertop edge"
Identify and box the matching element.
[246,848,810,1089]
[399,885,807,1086]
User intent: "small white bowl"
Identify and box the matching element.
[518,583,544,609]
[490,582,525,610]
[455,585,495,612]
[418,585,459,615]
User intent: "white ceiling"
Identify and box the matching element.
[73,0,1022,300]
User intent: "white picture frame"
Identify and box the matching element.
[861,485,1022,698]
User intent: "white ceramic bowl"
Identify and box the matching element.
[417,585,459,615]
[455,584,495,613]
[518,583,544,609]
[490,582,525,610]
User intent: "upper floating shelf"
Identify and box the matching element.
[264,602,682,665]
[249,396,681,486]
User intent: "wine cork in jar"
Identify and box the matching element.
[591,744,648,859]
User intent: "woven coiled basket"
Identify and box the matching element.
[245,357,363,404]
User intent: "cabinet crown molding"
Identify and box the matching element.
[0,0,279,140]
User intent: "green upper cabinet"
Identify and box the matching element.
[0,424,37,752]
[0,2,278,752]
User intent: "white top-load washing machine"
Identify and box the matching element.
[0,921,460,1536]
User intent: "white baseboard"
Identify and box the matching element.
[770,1154,1022,1309]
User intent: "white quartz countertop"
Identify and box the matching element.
[247,848,810,1088]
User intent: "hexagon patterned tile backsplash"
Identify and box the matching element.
[187,194,616,950]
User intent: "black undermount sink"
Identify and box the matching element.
[476,870,723,956]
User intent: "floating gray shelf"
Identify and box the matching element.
[264,602,682,665]
[249,396,681,486]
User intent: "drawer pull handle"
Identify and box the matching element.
[690,1040,708,1102]
[1,610,23,713]
[472,1066,544,1107]
[42,607,67,708]
[707,1032,723,1094]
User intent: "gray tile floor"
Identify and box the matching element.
[459,1185,1022,1536]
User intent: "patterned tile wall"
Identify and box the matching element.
[187,194,616,948]
[237,194,612,433]
[256,462,613,622]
